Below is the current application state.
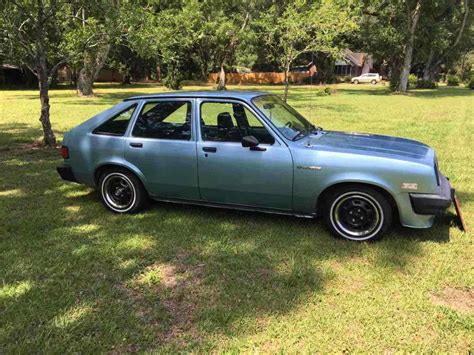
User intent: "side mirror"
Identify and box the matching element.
[242,135,259,148]
[242,135,266,151]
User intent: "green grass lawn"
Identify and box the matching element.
[0,83,472,352]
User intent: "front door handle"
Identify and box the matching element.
[130,142,143,148]
[202,147,217,153]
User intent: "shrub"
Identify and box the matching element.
[408,74,418,88]
[301,75,317,85]
[324,86,336,95]
[162,74,183,90]
[389,79,399,91]
[446,75,460,86]
[416,80,438,89]
[468,79,474,89]
[312,86,336,96]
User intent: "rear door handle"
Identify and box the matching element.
[130,142,143,148]
[202,147,217,153]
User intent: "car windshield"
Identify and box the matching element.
[252,95,319,141]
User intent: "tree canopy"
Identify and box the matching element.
[0,0,472,146]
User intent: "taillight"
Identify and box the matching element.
[61,146,69,159]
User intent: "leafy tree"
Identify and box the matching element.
[199,0,254,90]
[417,0,472,81]
[125,0,201,89]
[261,0,358,101]
[357,0,472,91]
[72,1,123,96]
[0,0,97,146]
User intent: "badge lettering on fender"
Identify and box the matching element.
[297,166,322,171]
[401,183,418,190]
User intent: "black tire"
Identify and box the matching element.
[323,185,392,241]
[371,79,377,85]
[99,168,148,213]
[353,79,359,84]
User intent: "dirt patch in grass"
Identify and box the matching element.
[430,287,474,313]
[159,256,204,346]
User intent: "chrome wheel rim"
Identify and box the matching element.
[102,173,136,212]
[330,192,383,240]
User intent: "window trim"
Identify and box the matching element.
[92,103,138,137]
[130,99,194,141]
[197,98,280,146]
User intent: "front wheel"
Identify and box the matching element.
[99,168,148,213]
[324,186,392,241]
[371,79,377,85]
[353,79,359,84]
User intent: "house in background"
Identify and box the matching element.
[57,65,123,83]
[0,64,37,86]
[334,49,374,77]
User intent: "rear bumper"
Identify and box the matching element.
[57,165,78,183]
[410,174,453,215]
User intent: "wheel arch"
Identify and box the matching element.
[316,181,400,223]
[94,163,147,190]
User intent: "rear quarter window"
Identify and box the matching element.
[92,104,137,136]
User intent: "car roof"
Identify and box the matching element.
[124,90,270,102]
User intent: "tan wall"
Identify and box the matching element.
[56,66,123,82]
[96,68,123,82]
[208,72,311,85]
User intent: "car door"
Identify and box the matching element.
[124,99,199,200]
[196,99,294,210]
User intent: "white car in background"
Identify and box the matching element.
[351,73,381,84]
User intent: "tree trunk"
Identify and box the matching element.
[398,1,422,92]
[283,63,290,102]
[423,49,435,81]
[122,73,131,85]
[77,44,110,96]
[38,72,57,147]
[398,38,415,92]
[217,62,226,90]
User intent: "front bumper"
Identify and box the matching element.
[410,174,453,215]
[57,165,78,183]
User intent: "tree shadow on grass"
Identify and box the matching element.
[407,87,473,98]
[0,123,47,147]
[0,148,454,352]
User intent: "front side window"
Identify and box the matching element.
[200,101,274,144]
[93,104,136,136]
[252,95,317,141]
[132,101,191,140]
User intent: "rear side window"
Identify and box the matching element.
[93,104,137,136]
[132,101,192,140]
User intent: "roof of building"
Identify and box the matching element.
[124,90,270,101]
[336,49,369,67]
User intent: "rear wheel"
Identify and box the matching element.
[324,186,392,241]
[99,168,147,213]
[371,79,377,85]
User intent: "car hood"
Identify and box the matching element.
[301,131,434,165]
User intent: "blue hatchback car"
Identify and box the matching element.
[57,91,453,241]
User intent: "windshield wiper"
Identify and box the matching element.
[292,130,309,141]
[310,124,323,133]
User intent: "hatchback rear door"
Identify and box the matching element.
[124,99,200,200]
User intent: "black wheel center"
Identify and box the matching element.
[108,179,131,204]
[339,199,375,230]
